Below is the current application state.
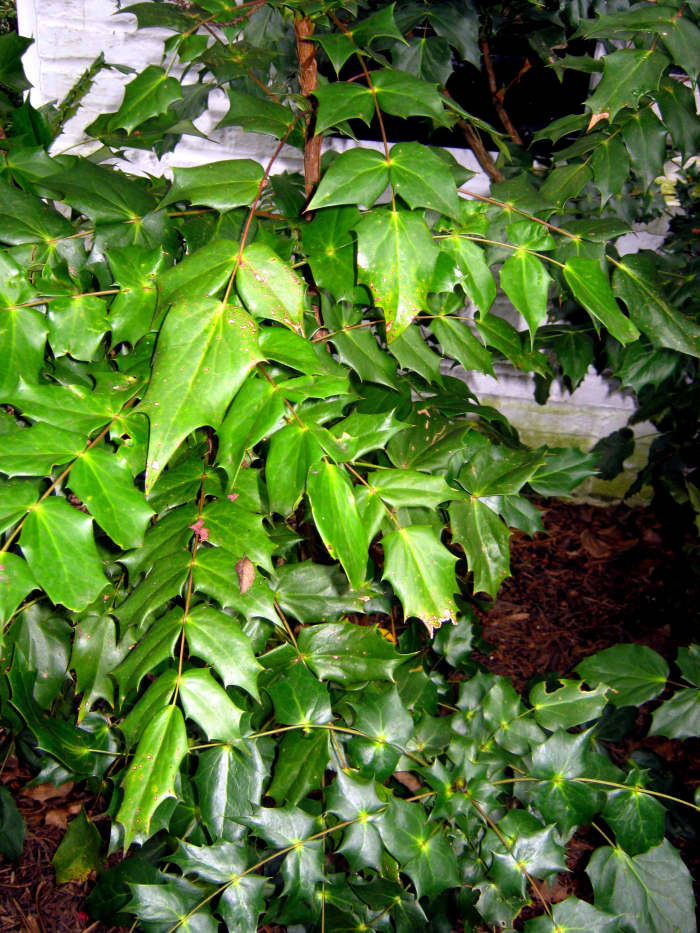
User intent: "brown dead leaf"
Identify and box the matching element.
[587,111,609,131]
[580,530,611,558]
[235,555,255,594]
[393,771,422,792]
[21,782,74,803]
[44,801,81,830]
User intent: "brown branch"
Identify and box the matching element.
[458,121,505,183]
[480,38,523,146]
[295,16,322,198]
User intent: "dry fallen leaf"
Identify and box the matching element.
[235,555,255,594]
[44,801,82,830]
[22,782,74,803]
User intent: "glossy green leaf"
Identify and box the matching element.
[43,159,156,223]
[475,313,551,376]
[107,245,165,345]
[160,159,263,211]
[52,809,102,883]
[241,805,324,897]
[114,609,182,701]
[306,149,389,211]
[449,498,511,598]
[270,661,332,726]
[591,134,630,204]
[215,375,285,485]
[11,610,70,707]
[266,421,324,516]
[330,409,407,461]
[273,561,363,623]
[586,840,695,933]
[355,209,438,341]
[0,553,37,626]
[47,296,109,360]
[659,12,700,80]
[373,69,447,122]
[8,661,95,773]
[184,605,262,700]
[383,524,458,633]
[430,316,494,376]
[389,324,443,384]
[69,448,154,549]
[314,82,374,134]
[575,644,669,707]
[71,614,126,720]
[195,740,266,837]
[140,298,260,492]
[540,163,592,207]
[441,235,497,315]
[267,729,329,805]
[524,897,621,933]
[109,66,182,134]
[500,250,552,343]
[298,621,406,684]
[120,670,178,748]
[116,704,188,850]
[301,206,359,299]
[530,679,610,730]
[613,252,700,358]
[521,730,606,835]
[201,498,274,571]
[378,798,459,897]
[649,687,700,739]
[586,49,669,121]
[7,379,122,436]
[179,668,244,744]
[366,468,456,509]
[326,771,385,871]
[394,35,453,84]
[157,239,238,308]
[307,460,367,589]
[347,685,413,780]
[389,142,460,219]
[127,878,218,933]
[259,326,330,376]
[19,497,107,611]
[219,874,269,933]
[528,447,597,497]
[623,107,667,191]
[192,548,278,624]
[0,422,83,477]
[217,88,296,138]
[601,770,666,855]
[114,551,190,631]
[236,242,305,331]
[460,445,545,497]
[323,303,398,387]
[564,258,639,345]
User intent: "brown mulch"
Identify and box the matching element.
[0,756,120,933]
[0,498,698,932]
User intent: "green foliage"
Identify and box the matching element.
[1,1,699,930]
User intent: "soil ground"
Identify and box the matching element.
[1,498,698,932]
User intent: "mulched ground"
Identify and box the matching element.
[1,498,698,932]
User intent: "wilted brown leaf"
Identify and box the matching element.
[235,555,255,594]
[21,782,74,804]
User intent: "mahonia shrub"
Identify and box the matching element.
[0,0,699,930]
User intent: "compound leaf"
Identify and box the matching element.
[116,705,188,850]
